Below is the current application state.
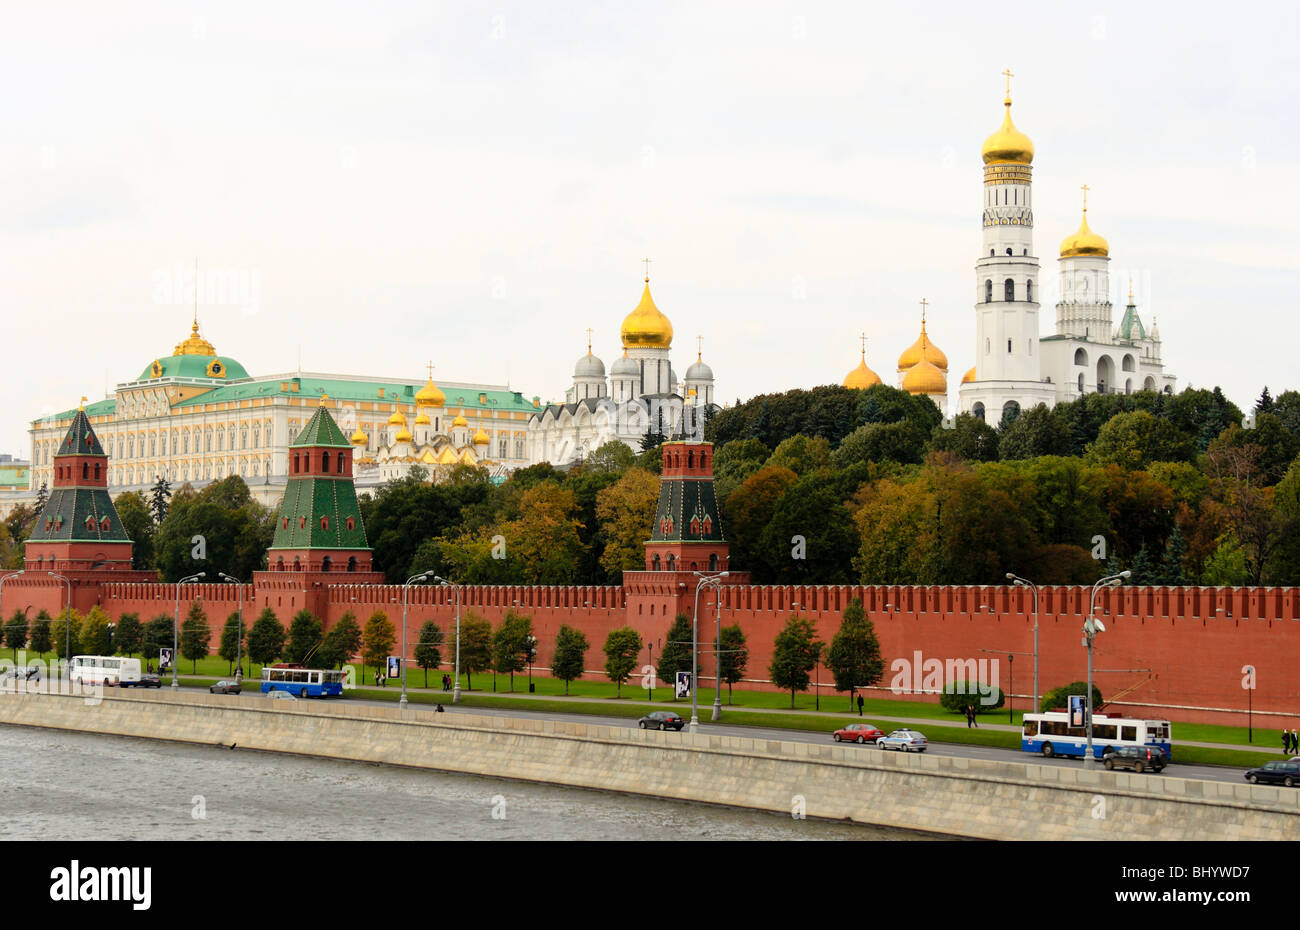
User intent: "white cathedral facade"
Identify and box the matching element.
[958,84,1175,424]
[527,275,718,466]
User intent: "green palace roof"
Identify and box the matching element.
[134,354,251,383]
[169,376,539,412]
[35,379,537,426]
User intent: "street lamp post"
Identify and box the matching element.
[711,580,728,722]
[1006,573,1039,715]
[433,576,463,704]
[173,572,205,689]
[690,571,727,733]
[526,634,537,693]
[217,573,244,680]
[47,572,72,665]
[1008,654,1014,724]
[400,571,435,708]
[1083,571,1129,768]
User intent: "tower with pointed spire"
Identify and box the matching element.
[264,400,379,579]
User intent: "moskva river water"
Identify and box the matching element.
[0,726,931,840]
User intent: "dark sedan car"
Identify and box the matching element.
[833,723,884,744]
[136,674,162,689]
[638,710,685,731]
[1103,746,1167,773]
[1245,760,1300,787]
[210,680,242,695]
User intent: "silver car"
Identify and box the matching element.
[265,689,297,701]
[876,728,928,752]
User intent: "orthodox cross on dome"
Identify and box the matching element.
[1081,183,1090,213]
[696,334,703,360]
[586,328,594,354]
[859,332,868,360]
[1002,68,1014,98]
[642,257,652,282]
[920,297,929,323]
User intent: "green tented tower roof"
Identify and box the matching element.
[290,405,352,449]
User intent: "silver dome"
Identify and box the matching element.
[573,352,605,378]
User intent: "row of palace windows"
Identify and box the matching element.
[103,424,274,460]
[985,278,1033,303]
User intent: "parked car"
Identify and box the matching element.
[1103,746,1167,773]
[136,674,162,689]
[833,723,884,744]
[638,710,685,731]
[876,729,928,752]
[210,680,242,695]
[1245,760,1300,787]
[266,689,297,701]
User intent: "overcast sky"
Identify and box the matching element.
[3,1,1297,456]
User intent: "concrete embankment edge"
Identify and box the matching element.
[2,690,1296,840]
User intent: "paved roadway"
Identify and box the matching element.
[177,683,1252,788]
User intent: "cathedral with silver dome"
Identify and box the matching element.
[527,271,718,466]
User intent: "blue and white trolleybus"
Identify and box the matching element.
[261,663,345,698]
[1021,712,1172,760]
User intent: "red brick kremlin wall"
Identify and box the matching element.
[4,576,1297,729]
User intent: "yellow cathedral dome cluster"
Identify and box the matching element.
[620,278,673,348]
[415,378,446,408]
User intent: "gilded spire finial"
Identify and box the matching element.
[426,360,435,381]
[859,332,868,360]
[1128,274,1134,301]
[586,328,594,355]
[642,257,652,283]
[79,396,87,411]
[696,335,703,361]
[1001,68,1014,102]
[920,297,929,327]
[1081,183,1090,214]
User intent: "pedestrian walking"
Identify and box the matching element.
[856,694,864,717]
[1284,729,1291,754]
[965,706,973,728]
[1293,730,1299,755]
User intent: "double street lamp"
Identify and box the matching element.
[690,571,728,733]
[1083,570,1129,769]
[1005,573,1040,715]
[48,572,72,662]
[433,576,463,704]
[217,573,245,679]
[173,572,205,689]
[400,571,436,708]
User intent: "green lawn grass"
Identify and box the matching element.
[11,646,1283,760]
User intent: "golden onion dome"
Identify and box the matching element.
[981,96,1034,165]
[415,378,446,407]
[897,319,948,373]
[388,409,406,426]
[961,366,976,384]
[350,428,368,446]
[1059,209,1110,258]
[620,279,673,349]
[903,358,948,395]
[414,411,431,425]
[843,354,882,390]
[394,426,412,443]
[472,428,490,445]
[173,319,217,357]
[452,414,468,429]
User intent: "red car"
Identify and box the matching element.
[833,723,884,744]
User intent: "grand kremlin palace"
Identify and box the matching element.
[17,320,543,509]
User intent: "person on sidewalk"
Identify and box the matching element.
[1293,730,1299,755]
[1284,729,1291,754]
[856,694,864,717]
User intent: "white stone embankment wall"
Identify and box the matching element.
[1,689,1297,840]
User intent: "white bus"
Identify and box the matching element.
[1021,712,1172,760]
[69,655,143,687]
